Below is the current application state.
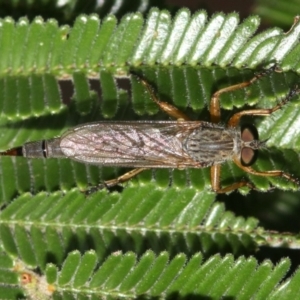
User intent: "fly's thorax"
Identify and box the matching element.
[183,125,240,165]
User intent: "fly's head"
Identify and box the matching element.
[240,125,267,166]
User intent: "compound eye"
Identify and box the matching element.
[241,147,257,166]
[241,126,258,142]
[241,125,259,166]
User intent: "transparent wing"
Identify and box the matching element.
[60,121,207,168]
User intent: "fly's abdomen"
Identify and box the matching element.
[183,127,237,165]
[22,138,64,158]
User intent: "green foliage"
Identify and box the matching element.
[0,0,164,24]
[0,187,256,265]
[3,249,300,299]
[1,2,300,299]
[255,0,300,27]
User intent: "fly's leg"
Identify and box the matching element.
[210,68,274,123]
[138,77,191,121]
[228,86,300,127]
[103,168,147,187]
[86,168,147,194]
[233,158,300,187]
[211,164,256,193]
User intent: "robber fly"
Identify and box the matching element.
[1,72,300,193]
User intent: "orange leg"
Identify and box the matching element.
[228,87,300,127]
[210,70,269,123]
[138,77,191,121]
[210,164,255,193]
[103,168,147,187]
[233,157,300,186]
[86,168,147,194]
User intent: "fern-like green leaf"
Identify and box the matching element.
[255,0,300,27]
[1,186,299,271]
[5,250,300,299]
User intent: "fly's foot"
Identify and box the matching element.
[253,63,278,80]
[84,182,108,196]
